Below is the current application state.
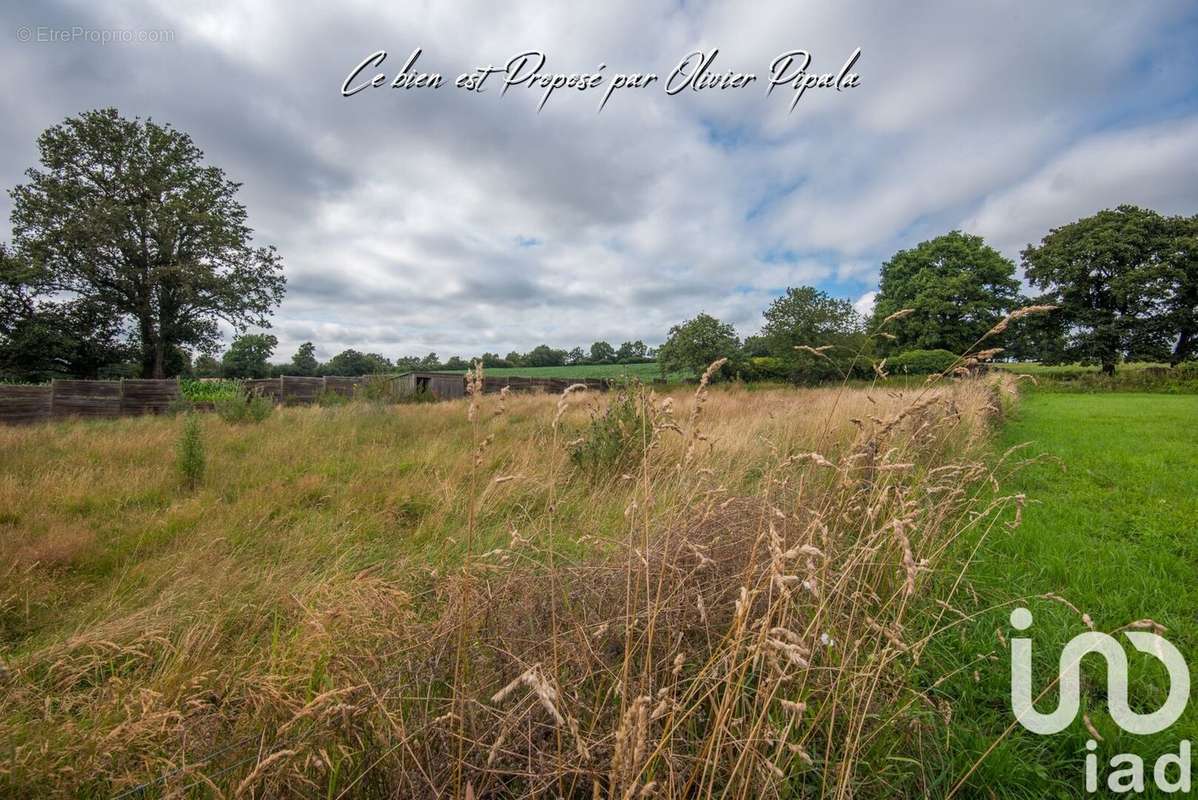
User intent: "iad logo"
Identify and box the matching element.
[1010,607,1193,793]
[1010,607,1190,735]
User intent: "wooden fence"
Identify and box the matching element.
[242,375,370,404]
[481,376,609,394]
[0,379,183,426]
[0,373,613,426]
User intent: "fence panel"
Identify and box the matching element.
[0,385,52,425]
[51,380,122,420]
[121,379,181,415]
[281,376,324,404]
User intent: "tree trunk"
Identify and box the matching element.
[152,339,166,379]
[1172,330,1193,367]
[1101,360,1115,375]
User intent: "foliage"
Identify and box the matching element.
[567,384,652,472]
[355,375,397,404]
[872,231,1020,355]
[175,414,205,490]
[656,312,741,381]
[438,362,687,381]
[322,349,391,376]
[289,342,319,376]
[179,378,242,403]
[615,340,649,363]
[524,344,569,367]
[214,393,273,424]
[1001,294,1070,364]
[884,349,959,375]
[192,354,222,378]
[760,286,866,383]
[8,108,285,378]
[221,333,277,379]
[588,341,616,364]
[0,244,131,381]
[996,360,1198,393]
[1023,205,1198,372]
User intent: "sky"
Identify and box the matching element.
[3,1,1198,361]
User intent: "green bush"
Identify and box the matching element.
[180,378,242,403]
[176,414,205,489]
[214,393,274,423]
[316,389,350,407]
[569,385,651,473]
[884,349,960,375]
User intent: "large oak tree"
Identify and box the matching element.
[9,108,285,378]
[871,231,1020,356]
[1022,205,1196,372]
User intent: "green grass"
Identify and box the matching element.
[435,362,691,381]
[926,393,1198,797]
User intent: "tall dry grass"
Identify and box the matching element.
[0,363,1021,798]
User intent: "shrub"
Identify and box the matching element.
[884,349,959,375]
[214,393,274,424]
[356,375,396,404]
[316,389,350,407]
[568,384,652,472]
[180,378,242,403]
[175,414,205,489]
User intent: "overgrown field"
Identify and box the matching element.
[0,373,1019,798]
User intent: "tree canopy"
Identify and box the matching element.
[8,108,285,378]
[1023,205,1198,371]
[760,286,864,382]
[221,333,277,379]
[656,313,740,379]
[871,231,1020,355]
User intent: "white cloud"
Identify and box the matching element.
[963,116,1198,259]
[1,0,1195,359]
[853,291,877,318]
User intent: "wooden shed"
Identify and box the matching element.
[393,371,467,400]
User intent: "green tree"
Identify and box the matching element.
[504,351,525,367]
[221,333,277,378]
[1002,294,1069,364]
[289,342,319,376]
[656,313,740,380]
[1023,206,1194,372]
[193,353,222,378]
[588,341,616,364]
[323,349,391,376]
[526,345,567,367]
[8,109,285,378]
[1,243,130,381]
[760,286,864,382]
[419,352,442,370]
[872,231,1020,355]
[444,355,468,371]
[566,346,586,365]
[615,340,648,363]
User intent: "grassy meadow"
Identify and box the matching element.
[0,373,1017,798]
[922,392,1198,797]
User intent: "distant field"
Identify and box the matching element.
[436,361,691,381]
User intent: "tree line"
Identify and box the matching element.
[1,110,1195,384]
[200,337,656,379]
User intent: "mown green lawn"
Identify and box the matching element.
[925,393,1198,798]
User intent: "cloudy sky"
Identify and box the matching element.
[3,1,1198,360]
